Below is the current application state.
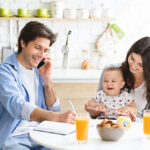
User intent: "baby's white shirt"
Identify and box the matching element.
[93,90,133,118]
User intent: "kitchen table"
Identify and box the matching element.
[29,121,150,150]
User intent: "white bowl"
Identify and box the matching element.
[96,125,126,141]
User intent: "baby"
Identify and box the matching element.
[85,66,137,121]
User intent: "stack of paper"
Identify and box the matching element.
[34,120,96,135]
[34,121,75,135]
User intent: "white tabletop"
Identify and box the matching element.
[30,121,150,150]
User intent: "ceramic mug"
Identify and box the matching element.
[17,9,31,17]
[36,9,50,17]
[0,8,13,17]
[90,8,101,18]
[51,1,63,18]
[63,9,76,19]
[76,9,89,19]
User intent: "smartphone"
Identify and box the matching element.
[37,59,45,69]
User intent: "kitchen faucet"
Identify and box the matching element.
[62,30,72,68]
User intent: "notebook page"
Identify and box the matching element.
[34,119,97,135]
[34,121,75,135]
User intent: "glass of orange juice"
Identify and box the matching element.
[76,113,90,144]
[143,110,150,138]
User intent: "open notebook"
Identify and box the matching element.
[34,120,96,135]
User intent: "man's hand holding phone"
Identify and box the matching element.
[38,55,53,83]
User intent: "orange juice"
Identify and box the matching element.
[76,116,89,142]
[144,114,150,135]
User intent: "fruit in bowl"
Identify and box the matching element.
[96,119,126,141]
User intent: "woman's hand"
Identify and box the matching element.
[85,99,107,117]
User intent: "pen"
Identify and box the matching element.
[68,100,76,113]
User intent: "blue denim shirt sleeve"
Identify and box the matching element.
[46,97,60,112]
[22,97,60,120]
[22,102,37,120]
[0,66,25,120]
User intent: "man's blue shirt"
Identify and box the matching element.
[0,53,60,148]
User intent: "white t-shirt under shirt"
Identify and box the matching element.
[11,63,39,136]
[130,82,147,117]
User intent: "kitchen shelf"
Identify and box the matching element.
[0,17,115,21]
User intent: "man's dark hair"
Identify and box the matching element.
[18,21,57,53]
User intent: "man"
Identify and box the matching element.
[0,21,76,150]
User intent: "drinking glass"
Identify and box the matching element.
[143,110,150,138]
[76,113,89,144]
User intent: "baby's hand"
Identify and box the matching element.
[98,103,107,114]
[85,99,106,116]
[115,107,128,116]
[115,107,136,122]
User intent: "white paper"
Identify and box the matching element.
[34,120,96,135]
[34,121,76,135]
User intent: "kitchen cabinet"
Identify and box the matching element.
[54,82,99,113]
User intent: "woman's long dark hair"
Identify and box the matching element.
[120,37,150,105]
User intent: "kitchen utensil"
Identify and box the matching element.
[62,30,72,68]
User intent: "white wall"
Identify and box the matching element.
[0,0,150,69]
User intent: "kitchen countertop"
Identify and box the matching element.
[51,69,102,83]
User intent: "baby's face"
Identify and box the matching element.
[102,70,125,96]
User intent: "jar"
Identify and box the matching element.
[80,49,92,69]
[51,1,64,18]
[90,8,101,18]
[102,8,113,17]
[76,9,89,19]
[63,9,76,19]
[97,53,106,69]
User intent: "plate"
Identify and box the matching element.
[0,15,13,17]
[17,15,31,18]
[35,15,50,18]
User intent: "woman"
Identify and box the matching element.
[85,37,150,121]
